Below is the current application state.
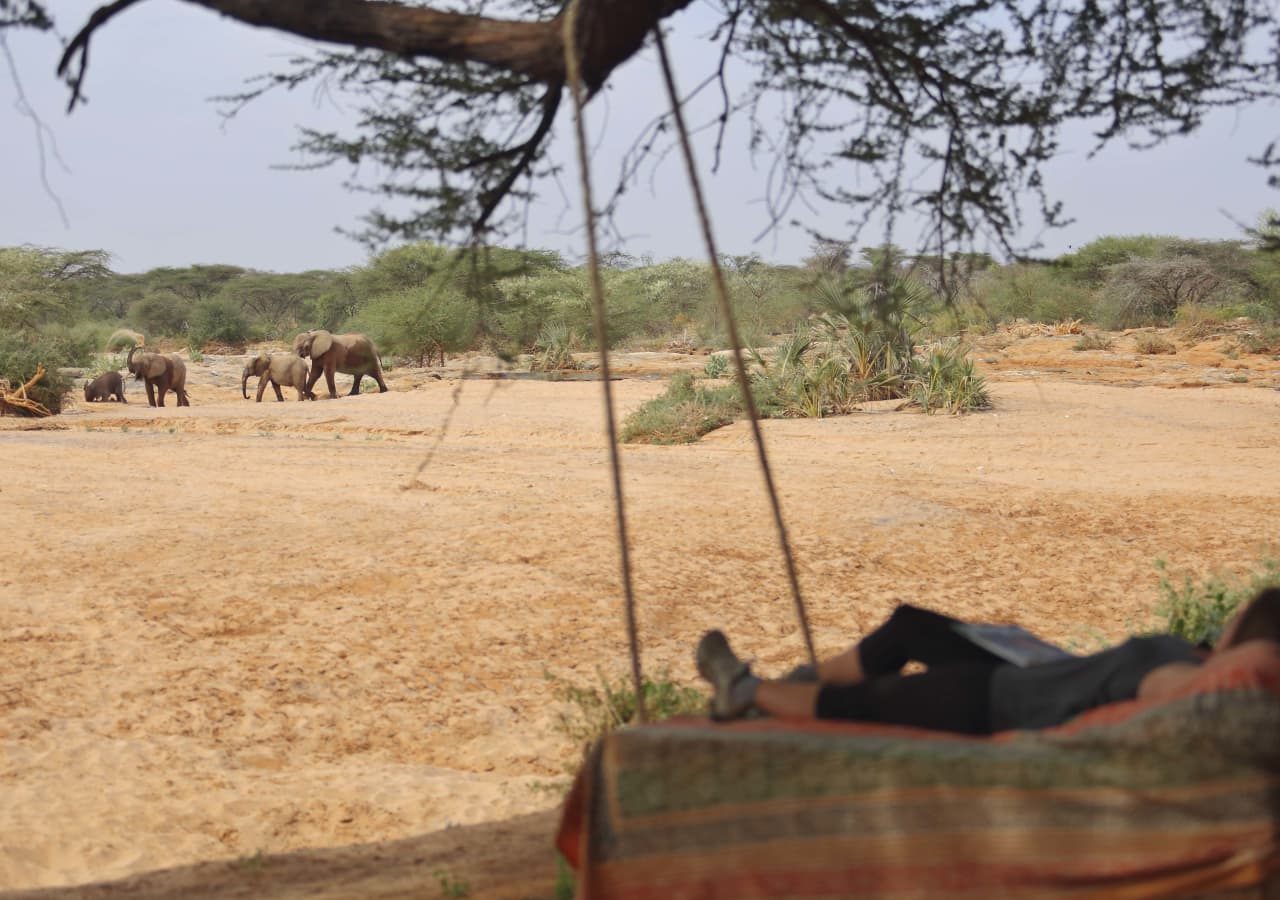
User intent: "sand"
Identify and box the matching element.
[2,326,1278,893]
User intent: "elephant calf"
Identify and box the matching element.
[242,351,313,402]
[84,371,126,403]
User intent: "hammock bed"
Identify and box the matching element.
[551,9,1280,897]
[557,653,1280,898]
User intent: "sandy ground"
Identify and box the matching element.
[2,325,1279,895]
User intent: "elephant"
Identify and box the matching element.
[84,371,126,403]
[126,345,190,408]
[242,351,313,402]
[292,330,389,399]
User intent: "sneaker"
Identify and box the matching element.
[696,630,754,720]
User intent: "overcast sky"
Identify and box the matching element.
[2,2,1277,274]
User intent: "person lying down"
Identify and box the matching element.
[695,588,1280,735]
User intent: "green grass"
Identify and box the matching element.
[620,373,743,444]
[1238,324,1280,356]
[548,669,705,762]
[1155,556,1280,645]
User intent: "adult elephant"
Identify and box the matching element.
[126,346,190,407]
[293,330,388,399]
[242,352,313,402]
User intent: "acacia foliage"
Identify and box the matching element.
[11,0,1280,255]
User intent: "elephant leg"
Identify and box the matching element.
[325,366,338,400]
[156,379,168,407]
[304,364,323,398]
[271,379,285,402]
[180,389,190,407]
[348,374,363,396]
[145,380,157,407]
[256,375,269,403]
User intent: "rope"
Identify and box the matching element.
[562,2,648,721]
[652,26,818,667]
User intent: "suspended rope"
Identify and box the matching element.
[651,25,818,668]
[562,1,647,721]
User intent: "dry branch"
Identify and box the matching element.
[0,364,53,417]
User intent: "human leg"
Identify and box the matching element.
[856,604,1002,677]
[810,663,999,734]
[701,626,998,733]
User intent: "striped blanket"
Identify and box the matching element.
[558,654,1280,898]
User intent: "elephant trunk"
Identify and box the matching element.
[241,367,251,400]
[127,344,139,376]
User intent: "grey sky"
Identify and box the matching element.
[2,2,1277,275]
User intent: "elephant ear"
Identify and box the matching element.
[292,332,311,356]
[312,331,334,358]
[145,355,167,378]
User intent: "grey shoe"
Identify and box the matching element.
[696,630,754,720]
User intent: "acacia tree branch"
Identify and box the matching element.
[60,0,696,104]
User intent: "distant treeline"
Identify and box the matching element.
[2,232,1278,413]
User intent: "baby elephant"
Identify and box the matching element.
[242,351,313,402]
[84,371,126,403]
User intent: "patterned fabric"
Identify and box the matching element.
[558,654,1280,898]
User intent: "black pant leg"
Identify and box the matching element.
[857,604,1003,676]
[815,662,1000,735]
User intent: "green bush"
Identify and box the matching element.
[620,372,743,444]
[1055,235,1173,285]
[128,292,191,337]
[703,354,729,378]
[972,263,1097,324]
[188,298,252,348]
[1155,558,1280,645]
[0,332,83,414]
[908,342,991,414]
[351,285,480,365]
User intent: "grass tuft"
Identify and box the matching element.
[620,373,742,443]
[1155,557,1280,645]
[1133,333,1177,355]
[1072,332,1113,352]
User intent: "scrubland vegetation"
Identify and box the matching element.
[3,226,1278,424]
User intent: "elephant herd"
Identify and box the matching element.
[82,330,388,408]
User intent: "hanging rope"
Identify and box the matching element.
[651,26,818,668]
[562,2,648,721]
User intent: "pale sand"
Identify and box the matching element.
[1,328,1278,891]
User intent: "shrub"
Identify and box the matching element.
[1072,332,1113,351]
[530,322,580,372]
[128,291,191,337]
[703,353,729,378]
[971,263,1097,323]
[908,342,991,414]
[1096,256,1222,328]
[106,327,145,351]
[351,285,480,365]
[187,298,252,348]
[1133,333,1176,355]
[0,332,82,414]
[1155,557,1280,645]
[1055,235,1172,285]
[1238,324,1280,355]
[620,372,742,444]
[1174,303,1233,342]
